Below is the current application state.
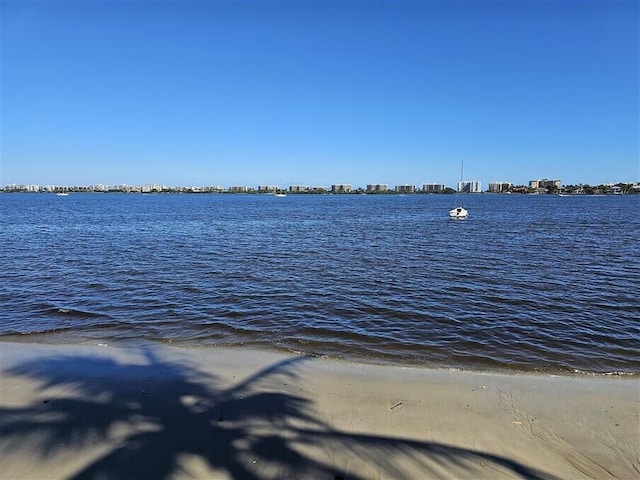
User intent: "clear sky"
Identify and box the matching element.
[2,0,638,188]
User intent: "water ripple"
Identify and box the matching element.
[1,193,639,374]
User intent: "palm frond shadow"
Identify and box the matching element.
[0,348,558,479]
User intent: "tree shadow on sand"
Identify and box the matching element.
[0,347,558,479]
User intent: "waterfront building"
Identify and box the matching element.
[228,186,252,193]
[366,184,388,193]
[395,184,415,194]
[289,185,311,193]
[258,185,279,193]
[488,182,513,193]
[109,184,140,193]
[529,179,561,192]
[185,186,217,193]
[331,184,352,193]
[4,184,41,192]
[142,184,165,193]
[458,181,482,193]
[422,183,446,193]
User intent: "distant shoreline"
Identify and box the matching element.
[2,187,639,195]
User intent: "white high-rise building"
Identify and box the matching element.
[458,181,482,193]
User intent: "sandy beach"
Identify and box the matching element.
[1,341,638,479]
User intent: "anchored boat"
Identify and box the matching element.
[449,161,468,219]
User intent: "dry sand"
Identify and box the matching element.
[1,341,638,479]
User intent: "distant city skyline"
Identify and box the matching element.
[4,172,639,191]
[2,1,638,188]
[5,176,639,193]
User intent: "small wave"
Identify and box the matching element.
[572,369,637,377]
[48,307,105,319]
[0,325,91,339]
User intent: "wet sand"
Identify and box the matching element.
[1,342,638,479]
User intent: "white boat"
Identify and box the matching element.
[56,192,69,197]
[449,206,468,219]
[274,193,287,198]
[449,161,468,219]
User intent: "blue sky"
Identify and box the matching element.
[2,0,638,188]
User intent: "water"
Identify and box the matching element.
[1,193,638,375]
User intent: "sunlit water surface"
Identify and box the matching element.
[2,193,638,375]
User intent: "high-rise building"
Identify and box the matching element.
[331,184,352,193]
[488,182,512,193]
[395,184,415,194]
[228,186,252,193]
[458,181,482,193]
[422,183,445,193]
[289,185,311,193]
[366,184,388,193]
[529,179,561,190]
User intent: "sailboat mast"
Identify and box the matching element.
[449,159,469,218]
[456,160,464,193]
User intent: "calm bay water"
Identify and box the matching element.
[1,193,638,375]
